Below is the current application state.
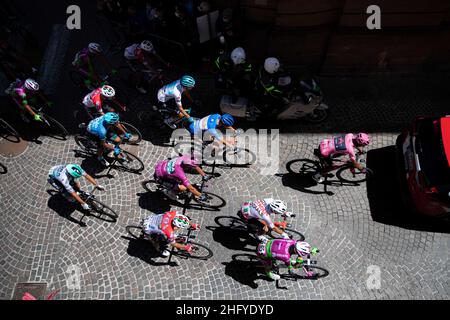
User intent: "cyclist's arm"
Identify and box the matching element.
[69,191,87,206]
[170,242,189,251]
[84,173,99,187]
[177,104,191,119]
[194,166,206,177]
[186,184,201,197]
[114,123,127,136]
[101,140,115,150]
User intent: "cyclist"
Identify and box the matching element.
[188,113,236,149]
[48,163,105,210]
[5,78,51,123]
[72,42,116,90]
[142,211,200,257]
[124,40,170,94]
[82,85,125,117]
[86,112,128,166]
[240,199,293,242]
[157,75,196,129]
[313,133,371,183]
[215,47,252,97]
[154,154,211,201]
[257,239,319,281]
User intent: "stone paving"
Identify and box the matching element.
[1,84,449,300]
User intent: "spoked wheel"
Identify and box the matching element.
[0,119,19,138]
[126,225,144,239]
[336,165,373,183]
[286,159,320,176]
[40,113,68,140]
[286,265,329,280]
[192,192,226,209]
[305,108,328,123]
[173,241,213,260]
[223,148,256,167]
[114,150,144,173]
[119,121,142,145]
[214,216,248,231]
[270,228,305,241]
[87,198,119,222]
[74,134,98,155]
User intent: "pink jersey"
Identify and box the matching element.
[154,155,197,187]
[320,133,356,161]
[257,239,297,265]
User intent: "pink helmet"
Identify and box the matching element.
[355,133,370,146]
[295,241,311,255]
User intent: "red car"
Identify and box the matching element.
[396,115,450,219]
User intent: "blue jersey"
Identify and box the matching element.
[87,115,109,140]
[189,114,223,140]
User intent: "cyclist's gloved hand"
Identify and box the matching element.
[34,114,42,122]
[190,223,200,230]
[81,203,91,211]
[268,272,280,281]
[202,175,212,182]
[123,133,132,140]
[198,194,207,202]
[114,146,121,156]
[96,185,105,191]
[311,247,319,255]
[185,244,193,253]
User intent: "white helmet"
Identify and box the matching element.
[140,40,154,53]
[24,79,39,91]
[264,57,280,74]
[231,47,246,65]
[88,42,102,54]
[100,85,115,99]
[295,241,311,255]
[173,213,190,229]
[266,199,287,214]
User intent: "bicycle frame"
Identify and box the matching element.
[316,152,365,175]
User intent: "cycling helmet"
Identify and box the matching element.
[24,79,39,91]
[231,47,246,65]
[66,164,84,179]
[173,213,190,229]
[220,114,234,127]
[100,85,115,99]
[354,133,370,146]
[180,75,196,88]
[140,40,154,53]
[104,112,120,125]
[88,42,102,54]
[264,57,280,74]
[268,199,287,215]
[295,241,311,255]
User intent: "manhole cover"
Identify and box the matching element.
[12,282,47,300]
[0,138,28,158]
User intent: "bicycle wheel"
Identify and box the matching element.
[0,118,19,137]
[193,192,226,209]
[88,198,119,222]
[41,113,68,140]
[174,241,213,260]
[288,265,329,280]
[305,108,328,123]
[120,121,142,145]
[116,150,145,173]
[74,134,98,154]
[126,225,144,240]
[270,228,305,241]
[214,216,248,231]
[286,159,320,176]
[223,148,256,166]
[336,166,373,183]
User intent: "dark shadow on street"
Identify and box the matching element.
[124,237,177,267]
[222,254,269,289]
[0,162,7,174]
[367,146,450,233]
[137,190,172,215]
[46,190,87,227]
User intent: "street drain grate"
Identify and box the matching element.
[12,282,47,300]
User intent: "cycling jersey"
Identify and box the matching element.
[189,114,223,140]
[48,165,86,194]
[154,155,197,188]
[257,239,297,267]
[83,88,103,112]
[124,44,153,62]
[143,211,178,244]
[320,133,357,162]
[7,80,32,107]
[157,80,185,107]
[241,200,275,229]
[87,115,110,141]
[72,48,91,68]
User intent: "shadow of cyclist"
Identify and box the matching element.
[222,254,268,289]
[124,237,178,267]
[0,162,6,174]
[137,190,172,214]
[46,190,87,227]
[206,224,259,253]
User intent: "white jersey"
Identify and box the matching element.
[157,80,184,106]
[241,199,275,229]
[48,165,85,193]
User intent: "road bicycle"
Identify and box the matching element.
[0,117,19,137]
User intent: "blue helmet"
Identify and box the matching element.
[221,114,234,127]
[104,112,119,125]
[66,164,84,179]
[180,75,196,88]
